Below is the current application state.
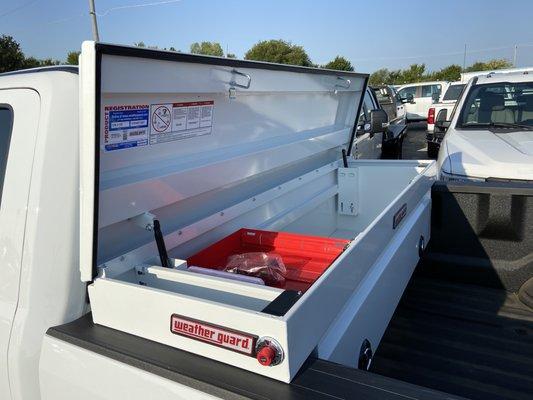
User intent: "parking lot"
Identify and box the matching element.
[401,122,429,160]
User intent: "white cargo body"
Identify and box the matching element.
[78,42,436,383]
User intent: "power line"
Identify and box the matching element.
[95,0,182,17]
[353,42,533,63]
[6,13,86,34]
[0,0,40,19]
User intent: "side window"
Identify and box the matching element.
[421,85,433,98]
[421,84,442,98]
[0,107,13,206]
[398,86,417,99]
[373,88,392,105]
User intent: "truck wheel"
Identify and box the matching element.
[427,142,438,159]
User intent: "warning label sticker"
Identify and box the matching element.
[103,101,214,151]
[104,104,149,151]
[150,100,214,145]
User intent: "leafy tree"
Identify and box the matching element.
[226,53,236,59]
[398,64,426,84]
[66,51,81,65]
[134,41,146,48]
[190,41,224,56]
[430,64,462,82]
[23,57,60,69]
[369,68,392,85]
[323,56,354,71]
[245,39,312,67]
[0,35,26,73]
[464,59,512,73]
[21,57,41,69]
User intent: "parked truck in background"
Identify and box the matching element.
[364,85,407,158]
[396,81,449,122]
[371,85,406,122]
[460,66,533,82]
[426,82,466,158]
[436,71,533,182]
[0,43,531,400]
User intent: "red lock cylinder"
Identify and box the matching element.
[255,337,284,367]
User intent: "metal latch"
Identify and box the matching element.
[229,68,251,99]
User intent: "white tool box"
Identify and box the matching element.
[79,42,436,382]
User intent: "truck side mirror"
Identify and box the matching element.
[434,109,450,131]
[370,109,388,134]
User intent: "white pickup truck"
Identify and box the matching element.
[397,81,449,121]
[426,82,465,158]
[1,42,532,400]
[436,71,533,182]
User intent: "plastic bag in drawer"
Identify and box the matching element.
[224,252,286,287]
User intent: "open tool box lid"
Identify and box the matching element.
[79,41,367,282]
[79,41,439,383]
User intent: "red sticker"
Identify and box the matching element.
[170,314,257,356]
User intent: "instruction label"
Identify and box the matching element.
[103,104,149,151]
[150,100,214,145]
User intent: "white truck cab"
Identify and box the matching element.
[0,66,86,400]
[397,81,450,122]
[0,42,436,399]
[436,71,533,182]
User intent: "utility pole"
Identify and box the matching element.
[462,44,467,71]
[88,0,100,41]
[513,45,518,67]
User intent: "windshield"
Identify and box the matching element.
[443,84,465,101]
[458,81,533,129]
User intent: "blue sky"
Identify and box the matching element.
[3,0,533,73]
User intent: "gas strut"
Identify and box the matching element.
[153,219,171,268]
[342,149,348,168]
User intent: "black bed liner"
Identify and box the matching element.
[47,314,463,400]
[371,271,533,400]
[370,182,533,400]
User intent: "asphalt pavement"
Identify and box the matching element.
[402,122,430,160]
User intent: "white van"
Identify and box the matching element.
[397,81,449,121]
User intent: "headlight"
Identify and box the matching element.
[440,170,485,182]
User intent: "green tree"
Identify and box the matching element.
[22,57,41,69]
[226,53,236,59]
[369,68,392,85]
[190,41,224,56]
[245,39,312,67]
[134,41,146,48]
[397,64,426,84]
[465,58,512,73]
[23,57,60,69]
[0,35,26,73]
[430,64,462,81]
[323,56,354,71]
[66,51,81,65]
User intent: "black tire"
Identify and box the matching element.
[427,142,439,159]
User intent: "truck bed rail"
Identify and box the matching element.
[47,314,464,400]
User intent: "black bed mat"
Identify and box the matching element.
[371,276,533,400]
[48,314,464,400]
